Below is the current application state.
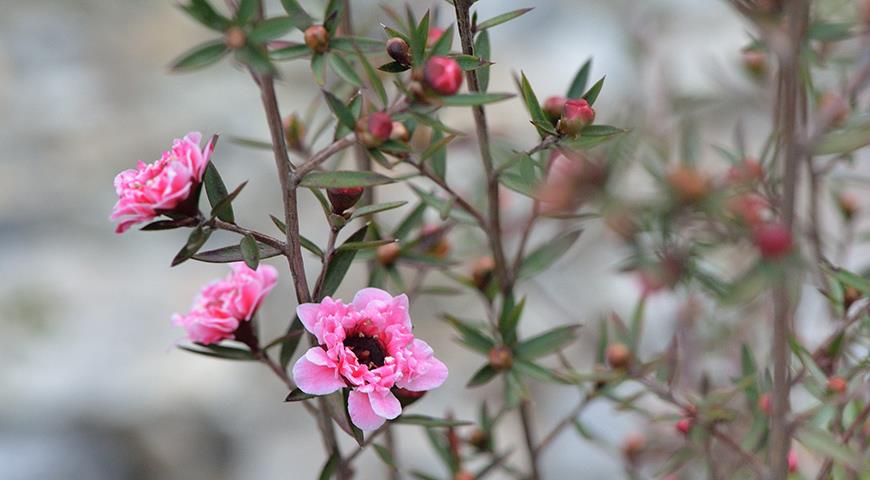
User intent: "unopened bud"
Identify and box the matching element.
[283,113,305,151]
[667,166,708,204]
[726,193,770,227]
[606,343,631,370]
[743,50,767,78]
[843,286,862,310]
[390,121,410,142]
[818,93,849,127]
[468,429,489,451]
[356,112,393,148]
[753,222,793,259]
[304,25,329,53]
[428,27,446,47]
[386,37,412,66]
[394,387,426,407]
[605,208,639,241]
[726,157,764,185]
[758,393,771,415]
[471,256,496,291]
[622,434,646,463]
[557,99,595,137]
[826,376,847,394]
[377,242,401,266]
[327,187,364,214]
[488,346,513,370]
[675,417,693,435]
[453,471,475,480]
[225,26,247,50]
[543,96,567,123]
[424,56,463,96]
[837,193,859,221]
[788,450,798,473]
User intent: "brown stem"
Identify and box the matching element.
[533,393,593,455]
[518,400,541,480]
[212,218,287,253]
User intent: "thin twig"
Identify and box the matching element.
[212,218,287,253]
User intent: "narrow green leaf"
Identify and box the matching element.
[499,297,524,346]
[311,52,327,85]
[796,426,865,470]
[350,201,407,220]
[514,359,568,384]
[235,0,258,23]
[193,241,283,263]
[475,8,533,31]
[209,181,247,221]
[178,344,255,361]
[815,121,870,155]
[467,364,499,387]
[411,10,430,67]
[518,230,582,279]
[270,43,310,61]
[180,0,231,31]
[566,58,592,99]
[318,450,340,480]
[331,36,384,53]
[354,47,387,108]
[474,30,491,92]
[829,267,870,294]
[393,202,426,239]
[239,234,259,269]
[327,52,363,87]
[444,314,495,353]
[441,92,514,106]
[373,444,395,467]
[319,224,369,298]
[519,72,550,138]
[378,61,411,73]
[515,325,580,359]
[285,388,317,401]
[300,170,394,188]
[582,76,605,105]
[429,25,454,57]
[170,41,229,72]
[279,0,313,29]
[336,239,395,252]
[449,54,491,71]
[249,16,298,43]
[234,45,274,74]
[394,414,472,427]
[172,226,212,266]
[203,162,233,223]
[322,90,356,130]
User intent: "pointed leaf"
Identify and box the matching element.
[567,58,592,99]
[327,52,363,87]
[193,242,283,263]
[239,234,259,269]
[170,41,229,72]
[440,92,514,106]
[518,230,582,279]
[515,325,580,359]
[300,170,394,188]
[203,162,234,223]
[475,8,533,31]
[582,76,605,105]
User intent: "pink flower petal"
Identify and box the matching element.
[351,287,394,310]
[347,390,386,431]
[297,303,323,340]
[397,339,449,391]
[368,390,402,420]
[292,348,344,395]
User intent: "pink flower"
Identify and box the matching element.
[292,288,448,430]
[110,132,214,233]
[173,262,278,345]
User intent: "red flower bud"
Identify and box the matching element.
[283,113,305,151]
[667,166,709,204]
[356,112,393,148]
[726,193,770,226]
[622,434,646,463]
[471,256,496,291]
[467,428,489,451]
[304,25,329,53]
[843,286,862,310]
[327,187,364,214]
[837,193,859,220]
[788,450,798,473]
[386,37,412,66]
[743,50,767,78]
[826,376,847,394]
[488,346,513,370]
[543,96,567,122]
[424,56,463,96]
[726,157,764,185]
[557,99,595,136]
[606,343,632,370]
[376,242,401,266]
[427,27,445,47]
[753,223,793,259]
[453,471,475,480]
[676,417,693,435]
[225,26,247,50]
[758,393,771,415]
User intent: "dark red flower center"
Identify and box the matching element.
[344,333,386,369]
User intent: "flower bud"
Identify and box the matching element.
[471,256,496,291]
[605,208,639,241]
[543,96,567,123]
[424,56,463,96]
[743,50,767,78]
[356,112,394,148]
[488,346,513,370]
[621,434,646,463]
[468,429,489,451]
[327,187,364,214]
[787,450,798,473]
[667,166,709,204]
[727,193,771,227]
[225,26,247,50]
[557,99,595,137]
[419,225,450,258]
[283,113,305,151]
[675,417,693,435]
[726,157,764,185]
[428,27,445,47]
[826,376,847,394]
[837,193,859,221]
[843,286,862,310]
[758,393,771,415]
[304,25,329,53]
[386,37,412,66]
[818,93,849,127]
[753,222,793,259]
[453,471,475,480]
[606,343,632,370]
[394,387,426,407]
[377,242,401,266]
[389,121,410,143]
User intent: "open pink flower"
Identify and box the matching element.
[292,288,448,430]
[110,132,214,233]
[172,262,278,345]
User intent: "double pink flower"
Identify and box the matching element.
[110,132,214,233]
[173,263,278,345]
[293,288,448,430]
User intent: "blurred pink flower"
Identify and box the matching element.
[173,262,278,345]
[292,288,448,430]
[110,132,214,233]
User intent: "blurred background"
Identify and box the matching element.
[1,0,851,478]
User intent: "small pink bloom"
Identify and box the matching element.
[173,262,278,345]
[424,56,463,96]
[292,288,448,430]
[557,98,595,136]
[110,132,214,233]
[543,95,567,122]
[427,27,445,47]
[787,450,798,473]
